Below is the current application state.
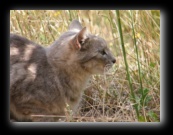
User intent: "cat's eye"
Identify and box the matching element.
[100,50,106,55]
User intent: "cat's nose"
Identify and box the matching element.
[112,58,116,64]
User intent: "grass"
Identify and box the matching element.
[116,10,139,119]
[10,10,160,122]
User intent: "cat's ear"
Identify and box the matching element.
[70,27,88,50]
[68,20,83,31]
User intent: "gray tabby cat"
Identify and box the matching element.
[10,20,116,122]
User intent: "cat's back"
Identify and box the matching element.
[10,33,32,47]
[10,34,49,88]
[10,33,46,65]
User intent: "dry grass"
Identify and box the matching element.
[10,10,160,122]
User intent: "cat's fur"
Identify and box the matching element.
[10,20,116,122]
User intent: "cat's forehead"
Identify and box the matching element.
[90,35,107,47]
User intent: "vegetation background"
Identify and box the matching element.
[10,10,160,122]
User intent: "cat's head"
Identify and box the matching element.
[49,20,116,74]
[68,20,116,74]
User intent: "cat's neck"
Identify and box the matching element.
[47,56,90,92]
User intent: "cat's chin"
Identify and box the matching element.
[90,64,113,75]
[89,67,103,74]
[103,64,113,72]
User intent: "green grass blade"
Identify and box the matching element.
[130,11,144,100]
[116,10,139,119]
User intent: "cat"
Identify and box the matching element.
[10,20,116,122]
